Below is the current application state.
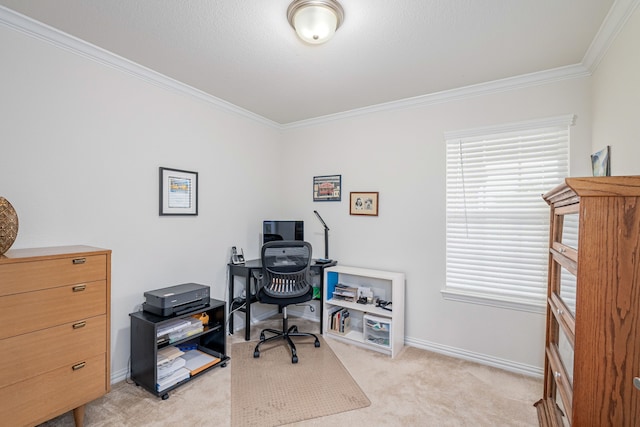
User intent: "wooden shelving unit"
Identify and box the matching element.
[535,176,640,426]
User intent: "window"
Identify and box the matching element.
[443,115,574,313]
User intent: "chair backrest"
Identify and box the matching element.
[260,240,312,298]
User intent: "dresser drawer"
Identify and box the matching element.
[0,254,107,296]
[0,353,107,427]
[0,281,107,340]
[0,315,107,389]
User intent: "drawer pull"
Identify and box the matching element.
[72,362,86,371]
[634,377,640,390]
[554,371,562,379]
[72,284,86,292]
[72,258,86,265]
[73,321,87,329]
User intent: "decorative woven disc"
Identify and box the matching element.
[0,197,19,255]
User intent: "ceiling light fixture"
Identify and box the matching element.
[287,0,344,45]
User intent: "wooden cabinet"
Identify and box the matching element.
[0,245,111,427]
[535,176,640,426]
[323,265,405,357]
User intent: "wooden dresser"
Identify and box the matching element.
[0,246,111,427]
[535,176,640,426]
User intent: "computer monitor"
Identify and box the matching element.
[263,220,304,244]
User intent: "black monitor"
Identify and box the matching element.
[263,220,304,244]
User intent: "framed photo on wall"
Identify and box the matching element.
[591,146,611,176]
[159,167,198,215]
[313,175,341,201]
[350,192,378,216]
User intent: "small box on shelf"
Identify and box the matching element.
[332,283,358,302]
[364,314,391,349]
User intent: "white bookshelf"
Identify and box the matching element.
[323,265,405,357]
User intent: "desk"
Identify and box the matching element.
[228,259,337,341]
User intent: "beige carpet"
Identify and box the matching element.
[231,336,370,426]
[37,316,541,426]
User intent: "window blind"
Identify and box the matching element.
[443,116,573,312]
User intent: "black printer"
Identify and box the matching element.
[143,283,210,316]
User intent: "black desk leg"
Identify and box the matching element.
[244,271,251,341]
[228,274,235,334]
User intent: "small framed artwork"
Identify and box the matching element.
[350,192,379,216]
[313,174,341,201]
[591,146,611,176]
[159,167,198,215]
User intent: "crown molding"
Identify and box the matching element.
[0,6,281,130]
[582,0,640,73]
[282,65,590,130]
[1,2,636,130]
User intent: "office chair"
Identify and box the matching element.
[253,240,320,363]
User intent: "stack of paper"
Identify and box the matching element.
[181,349,221,376]
[156,367,190,392]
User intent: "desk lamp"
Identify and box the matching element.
[313,210,332,263]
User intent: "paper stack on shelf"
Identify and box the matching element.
[156,318,204,345]
[157,318,191,337]
[168,318,203,343]
[181,349,221,376]
[156,346,190,392]
[156,367,190,392]
[157,345,184,365]
[156,318,192,345]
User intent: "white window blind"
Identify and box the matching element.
[443,115,574,313]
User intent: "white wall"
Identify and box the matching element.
[591,5,640,175]
[281,78,593,373]
[0,25,282,380]
[2,6,637,382]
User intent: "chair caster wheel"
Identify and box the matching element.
[314,340,320,348]
[254,350,260,358]
[161,393,169,400]
[292,356,298,363]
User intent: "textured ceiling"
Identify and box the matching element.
[0,0,619,124]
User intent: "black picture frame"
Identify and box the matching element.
[313,174,341,201]
[159,167,198,215]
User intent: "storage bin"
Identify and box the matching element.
[363,314,391,348]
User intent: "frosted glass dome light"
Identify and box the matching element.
[287,0,344,45]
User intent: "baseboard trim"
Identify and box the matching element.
[282,306,543,378]
[111,367,129,385]
[405,336,543,378]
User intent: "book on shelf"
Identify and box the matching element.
[330,307,350,334]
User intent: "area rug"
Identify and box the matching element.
[231,336,370,426]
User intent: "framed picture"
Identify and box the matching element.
[350,192,378,216]
[159,167,198,215]
[313,175,341,201]
[591,146,611,176]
